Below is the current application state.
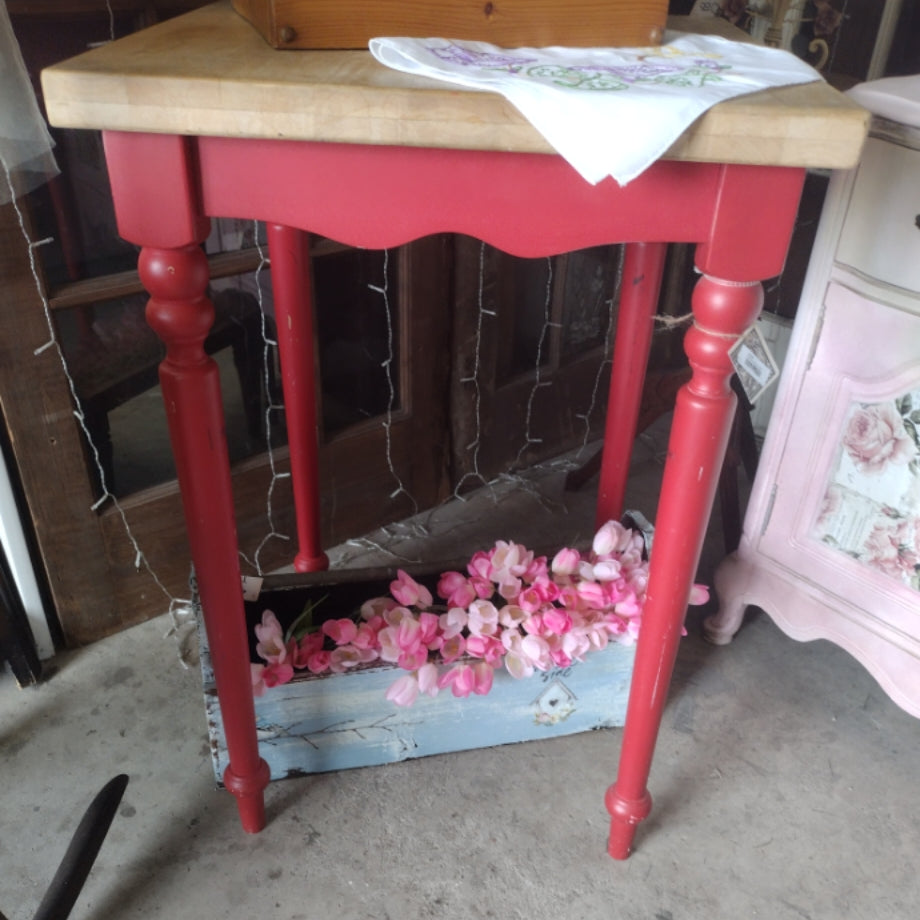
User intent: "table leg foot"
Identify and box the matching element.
[605,785,653,859]
[294,549,331,572]
[224,759,272,833]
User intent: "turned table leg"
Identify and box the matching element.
[606,273,763,858]
[266,224,329,573]
[596,241,667,527]
[141,243,270,832]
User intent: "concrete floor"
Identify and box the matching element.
[2,422,919,920]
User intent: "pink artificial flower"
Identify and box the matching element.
[360,596,398,621]
[561,628,592,662]
[467,549,494,581]
[551,546,581,576]
[351,622,380,650]
[467,599,500,636]
[386,617,428,670]
[614,594,642,619]
[542,607,573,635]
[517,584,547,614]
[465,634,504,666]
[576,580,608,610]
[522,555,549,583]
[488,540,534,585]
[557,584,583,611]
[592,559,622,582]
[254,610,288,664]
[498,604,528,629]
[329,645,378,672]
[520,634,551,670]
[592,520,634,557]
[438,663,474,697]
[259,659,294,692]
[390,570,433,608]
[439,633,466,663]
[470,576,494,599]
[383,605,413,628]
[437,571,478,608]
[689,584,710,606]
[496,576,524,601]
[601,614,627,639]
[501,631,533,677]
[417,611,441,648]
[521,612,544,635]
[322,618,358,645]
[386,673,420,706]
[377,625,401,663]
[470,661,494,696]
[291,632,324,669]
[438,662,493,698]
[548,641,573,668]
[306,650,332,674]
[439,606,468,639]
[418,662,440,697]
[532,574,561,603]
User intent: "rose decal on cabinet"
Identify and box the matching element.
[813,390,920,592]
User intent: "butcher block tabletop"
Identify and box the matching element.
[41,0,869,170]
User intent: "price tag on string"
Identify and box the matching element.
[729,322,780,405]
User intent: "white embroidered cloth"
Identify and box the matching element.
[369,32,822,186]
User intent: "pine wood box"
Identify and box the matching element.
[230,0,668,50]
[199,567,636,783]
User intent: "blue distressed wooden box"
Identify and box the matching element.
[198,565,635,784]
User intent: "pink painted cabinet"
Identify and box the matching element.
[707,82,920,718]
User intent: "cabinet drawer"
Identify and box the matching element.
[836,136,920,294]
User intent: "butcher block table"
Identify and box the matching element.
[41,1,868,858]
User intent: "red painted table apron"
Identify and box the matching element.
[101,128,803,857]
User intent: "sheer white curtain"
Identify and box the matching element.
[0,0,59,203]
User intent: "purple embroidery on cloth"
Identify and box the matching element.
[425,43,730,91]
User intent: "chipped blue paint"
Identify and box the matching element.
[200,624,635,783]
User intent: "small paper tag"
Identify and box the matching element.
[729,323,780,405]
[241,575,264,602]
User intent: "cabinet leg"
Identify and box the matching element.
[606,273,763,858]
[703,551,754,645]
[266,224,329,573]
[141,243,270,832]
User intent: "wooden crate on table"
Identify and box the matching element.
[231,0,669,50]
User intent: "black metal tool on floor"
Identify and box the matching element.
[1,774,129,920]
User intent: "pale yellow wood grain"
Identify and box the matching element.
[41,1,869,170]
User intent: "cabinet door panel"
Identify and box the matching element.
[760,280,920,648]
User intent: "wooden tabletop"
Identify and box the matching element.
[41,0,869,170]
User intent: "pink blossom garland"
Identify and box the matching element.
[251,520,710,703]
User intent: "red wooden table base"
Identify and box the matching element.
[102,129,804,849]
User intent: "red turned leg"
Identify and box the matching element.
[605,273,763,858]
[140,244,270,832]
[596,242,667,528]
[266,224,329,573]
